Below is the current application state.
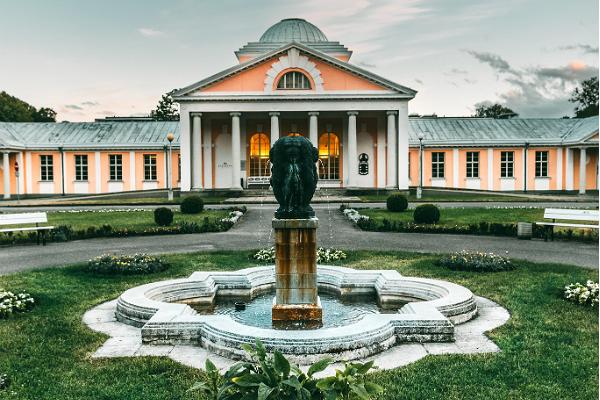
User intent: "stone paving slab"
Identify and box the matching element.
[83,295,510,372]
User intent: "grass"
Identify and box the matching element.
[360,207,546,226]
[0,250,597,399]
[358,189,566,203]
[46,209,230,231]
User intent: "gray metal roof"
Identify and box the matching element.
[0,117,596,151]
[259,18,328,43]
[0,121,179,150]
[408,116,599,146]
[174,42,416,98]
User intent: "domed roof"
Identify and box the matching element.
[259,18,328,43]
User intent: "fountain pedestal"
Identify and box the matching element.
[272,217,322,324]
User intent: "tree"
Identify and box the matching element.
[569,76,598,118]
[0,91,56,122]
[473,103,518,118]
[153,90,179,121]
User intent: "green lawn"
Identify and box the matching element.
[360,207,546,226]
[47,209,230,231]
[0,251,597,399]
[45,195,230,206]
[358,189,554,203]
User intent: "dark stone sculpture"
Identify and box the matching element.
[270,136,319,219]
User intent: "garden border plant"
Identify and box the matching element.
[340,208,598,243]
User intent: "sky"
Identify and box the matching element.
[0,0,597,121]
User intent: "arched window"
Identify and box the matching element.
[276,71,311,90]
[249,133,270,177]
[318,132,340,180]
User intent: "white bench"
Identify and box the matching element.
[0,212,54,245]
[536,208,599,241]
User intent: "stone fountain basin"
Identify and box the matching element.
[115,265,477,363]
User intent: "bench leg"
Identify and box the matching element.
[36,230,40,245]
[551,226,554,241]
[42,230,47,246]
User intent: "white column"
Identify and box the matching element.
[347,111,358,187]
[452,148,459,188]
[94,151,101,193]
[203,119,212,189]
[180,110,191,191]
[308,112,319,148]
[129,151,136,191]
[230,112,242,189]
[17,151,24,196]
[269,112,280,146]
[25,152,32,194]
[556,147,563,190]
[191,113,203,190]
[565,148,574,190]
[386,111,397,188]
[487,148,494,190]
[579,147,587,194]
[397,104,409,190]
[2,152,10,199]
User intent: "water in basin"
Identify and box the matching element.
[189,291,404,330]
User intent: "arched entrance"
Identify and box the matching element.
[318,131,340,180]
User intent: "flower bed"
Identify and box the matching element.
[0,289,35,319]
[252,247,347,263]
[341,208,597,242]
[0,208,246,246]
[86,254,169,275]
[437,250,515,272]
[564,281,598,307]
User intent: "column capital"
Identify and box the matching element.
[347,111,359,116]
[230,112,242,118]
[308,111,319,117]
[190,112,202,118]
[269,111,280,117]
[386,110,398,116]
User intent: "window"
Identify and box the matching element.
[74,155,88,181]
[144,154,157,180]
[535,151,548,177]
[466,151,479,178]
[109,154,123,181]
[249,133,270,177]
[40,155,53,181]
[318,131,340,180]
[431,152,445,178]
[500,151,514,178]
[276,71,311,90]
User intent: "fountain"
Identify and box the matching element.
[92,135,511,368]
[269,136,322,327]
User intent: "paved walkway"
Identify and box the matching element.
[0,204,597,274]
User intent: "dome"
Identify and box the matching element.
[259,18,328,43]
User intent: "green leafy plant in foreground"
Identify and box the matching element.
[189,340,382,400]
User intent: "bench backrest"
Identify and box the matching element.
[0,212,48,226]
[544,208,599,222]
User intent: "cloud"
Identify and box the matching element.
[465,50,514,74]
[81,101,99,106]
[356,60,377,68]
[530,61,597,82]
[446,68,468,75]
[414,78,423,85]
[65,104,83,110]
[464,78,477,84]
[138,28,165,37]
[558,44,599,54]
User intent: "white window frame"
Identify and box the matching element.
[276,71,311,90]
[466,151,479,178]
[431,152,445,178]
[535,151,549,178]
[109,154,123,181]
[74,154,88,181]
[500,151,514,178]
[144,154,157,181]
[40,155,53,181]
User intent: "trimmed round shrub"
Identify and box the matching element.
[386,194,408,212]
[154,207,174,226]
[413,204,440,224]
[180,195,204,214]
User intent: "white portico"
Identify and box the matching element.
[173,19,415,192]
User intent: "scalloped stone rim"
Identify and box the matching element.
[115,265,478,363]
